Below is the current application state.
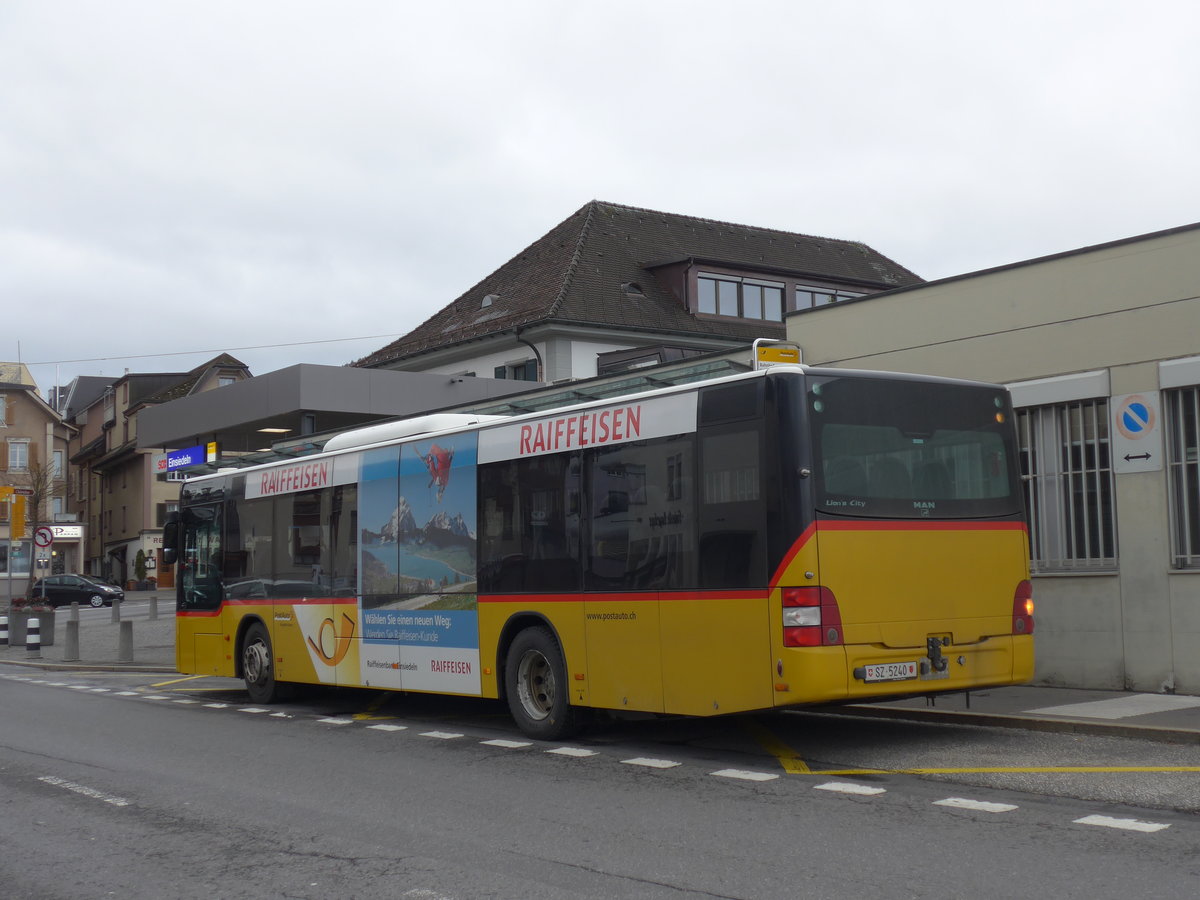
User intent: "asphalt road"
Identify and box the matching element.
[2,670,1198,899]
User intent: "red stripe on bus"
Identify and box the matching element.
[815,519,1028,533]
[479,589,767,604]
[176,595,356,616]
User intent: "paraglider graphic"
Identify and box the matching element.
[421,443,454,502]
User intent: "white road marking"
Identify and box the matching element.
[202,702,228,708]
[367,724,407,732]
[547,747,597,757]
[317,717,354,725]
[238,707,270,713]
[115,691,139,696]
[143,695,171,701]
[711,769,779,782]
[1074,814,1170,833]
[814,782,887,796]
[420,731,464,740]
[39,775,130,807]
[622,757,682,769]
[934,797,1018,813]
[482,739,531,748]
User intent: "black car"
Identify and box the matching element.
[31,575,125,608]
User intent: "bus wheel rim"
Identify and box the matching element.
[244,639,270,684]
[516,649,554,721]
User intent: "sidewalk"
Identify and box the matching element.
[3,599,1199,742]
[0,590,177,673]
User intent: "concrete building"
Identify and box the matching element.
[1,362,72,600]
[786,222,1200,694]
[67,355,252,588]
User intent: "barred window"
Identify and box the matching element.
[1165,386,1200,568]
[1016,400,1117,572]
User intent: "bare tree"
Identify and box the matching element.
[18,455,65,602]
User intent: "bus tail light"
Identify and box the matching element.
[782,586,843,647]
[1012,580,1034,635]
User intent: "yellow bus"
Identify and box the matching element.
[165,363,1033,739]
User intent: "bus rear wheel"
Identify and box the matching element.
[505,626,582,741]
[242,622,282,704]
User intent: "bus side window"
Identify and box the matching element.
[698,429,766,589]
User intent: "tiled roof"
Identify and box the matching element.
[354,201,922,368]
[140,354,249,405]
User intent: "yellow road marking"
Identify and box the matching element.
[353,692,397,721]
[742,718,811,774]
[148,675,208,688]
[812,766,1200,775]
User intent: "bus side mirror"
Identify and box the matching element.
[162,513,179,567]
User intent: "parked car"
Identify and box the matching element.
[30,574,125,608]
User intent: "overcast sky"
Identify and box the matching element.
[5,1,1198,394]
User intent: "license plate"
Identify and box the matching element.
[863,661,918,682]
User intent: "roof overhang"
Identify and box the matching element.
[135,364,538,452]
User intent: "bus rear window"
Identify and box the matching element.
[808,377,1021,519]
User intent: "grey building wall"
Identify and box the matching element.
[786,223,1200,694]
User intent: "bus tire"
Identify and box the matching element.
[505,626,581,740]
[242,621,282,704]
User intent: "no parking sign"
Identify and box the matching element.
[1110,392,1163,474]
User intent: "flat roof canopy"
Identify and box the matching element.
[136,364,537,453]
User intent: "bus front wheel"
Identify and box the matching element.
[242,622,281,704]
[505,627,581,740]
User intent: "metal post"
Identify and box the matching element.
[63,619,80,662]
[118,620,133,663]
[26,616,41,659]
[148,595,158,620]
[0,614,8,646]
[111,596,121,624]
[69,601,79,623]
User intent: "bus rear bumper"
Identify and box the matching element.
[772,635,1034,708]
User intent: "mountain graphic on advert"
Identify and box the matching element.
[424,510,474,540]
[379,497,418,542]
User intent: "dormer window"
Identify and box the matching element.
[796,286,866,309]
[697,273,784,321]
[481,293,499,308]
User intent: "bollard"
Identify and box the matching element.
[64,619,80,662]
[118,620,133,663]
[26,616,42,659]
[149,595,158,621]
[70,601,80,623]
[0,614,8,647]
[111,597,121,624]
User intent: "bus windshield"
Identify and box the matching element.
[807,375,1021,519]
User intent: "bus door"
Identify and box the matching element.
[269,488,355,687]
[176,504,225,674]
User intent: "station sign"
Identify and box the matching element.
[166,443,218,471]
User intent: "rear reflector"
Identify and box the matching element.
[1012,580,1034,635]
[782,586,843,647]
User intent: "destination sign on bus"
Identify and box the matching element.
[478,393,697,464]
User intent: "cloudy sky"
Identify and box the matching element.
[4,1,1198,394]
